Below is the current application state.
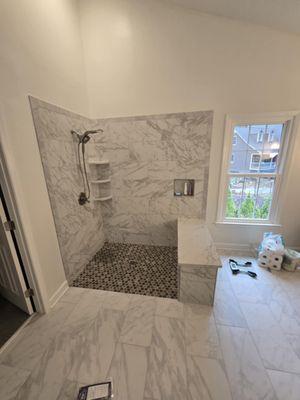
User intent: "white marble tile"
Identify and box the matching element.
[217,325,276,400]
[145,316,187,400]
[0,364,30,400]
[120,297,155,347]
[108,343,148,400]
[100,290,133,311]
[185,310,222,359]
[56,380,84,400]
[68,307,123,383]
[240,302,300,373]
[15,332,77,400]
[213,280,247,328]
[1,301,76,371]
[155,297,184,319]
[187,356,233,400]
[180,274,216,305]
[268,369,300,400]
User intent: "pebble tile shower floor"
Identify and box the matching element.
[72,242,178,298]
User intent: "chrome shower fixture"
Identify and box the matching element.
[71,128,103,206]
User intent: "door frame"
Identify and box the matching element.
[0,143,44,313]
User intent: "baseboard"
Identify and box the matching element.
[49,280,69,308]
[215,242,256,256]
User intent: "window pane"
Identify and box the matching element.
[230,124,284,173]
[226,176,275,220]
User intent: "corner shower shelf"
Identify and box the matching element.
[90,179,111,184]
[88,159,110,165]
[93,195,112,202]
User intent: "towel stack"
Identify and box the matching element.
[258,233,285,270]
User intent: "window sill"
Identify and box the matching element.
[215,221,282,228]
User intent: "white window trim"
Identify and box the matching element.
[217,111,300,226]
[257,131,264,143]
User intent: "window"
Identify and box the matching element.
[217,113,296,224]
[250,153,261,170]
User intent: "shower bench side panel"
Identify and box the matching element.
[177,217,221,306]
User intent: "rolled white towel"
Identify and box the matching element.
[258,259,270,268]
[259,251,270,261]
[269,254,283,265]
[268,260,282,270]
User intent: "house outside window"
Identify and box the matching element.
[217,112,297,224]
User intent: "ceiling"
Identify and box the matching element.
[166,0,300,35]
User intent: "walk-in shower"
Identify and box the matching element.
[71,129,103,205]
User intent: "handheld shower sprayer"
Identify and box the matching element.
[71,128,103,205]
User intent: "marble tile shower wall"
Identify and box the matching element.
[92,111,213,246]
[30,97,105,283]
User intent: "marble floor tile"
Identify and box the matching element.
[60,292,102,337]
[56,380,84,400]
[155,297,184,319]
[120,297,155,347]
[108,343,148,400]
[0,301,76,371]
[240,302,300,373]
[217,325,276,400]
[187,356,232,400]
[68,308,124,383]
[267,369,300,400]
[286,333,300,358]
[267,286,300,335]
[61,287,89,304]
[15,331,77,400]
[213,280,247,328]
[99,290,133,311]
[185,309,221,359]
[144,316,187,400]
[0,363,30,400]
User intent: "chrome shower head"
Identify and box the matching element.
[71,128,103,144]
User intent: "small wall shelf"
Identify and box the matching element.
[94,195,112,202]
[88,159,110,165]
[88,159,112,201]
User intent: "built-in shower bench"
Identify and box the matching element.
[178,217,221,306]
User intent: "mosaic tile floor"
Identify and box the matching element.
[72,242,178,298]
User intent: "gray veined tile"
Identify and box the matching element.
[60,287,87,304]
[0,363,30,400]
[144,316,187,400]
[68,308,124,383]
[267,369,300,400]
[108,343,148,400]
[15,331,77,400]
[213,280,247,328]
[240,302,300,373]
[1,301,76,372]
[155,297,184,319]
[217,325,276,400]
[187,356,232,400]
[185,312,222,359]
[267,285,300,335]
[120,297,155,347]
[60,292,102,337]
[56,380,85,400]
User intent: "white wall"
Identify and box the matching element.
[79,0,300,247]
[0,0,88,307]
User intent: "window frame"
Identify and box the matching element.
[217,112,298,226]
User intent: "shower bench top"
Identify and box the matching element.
[177,217,221,268]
